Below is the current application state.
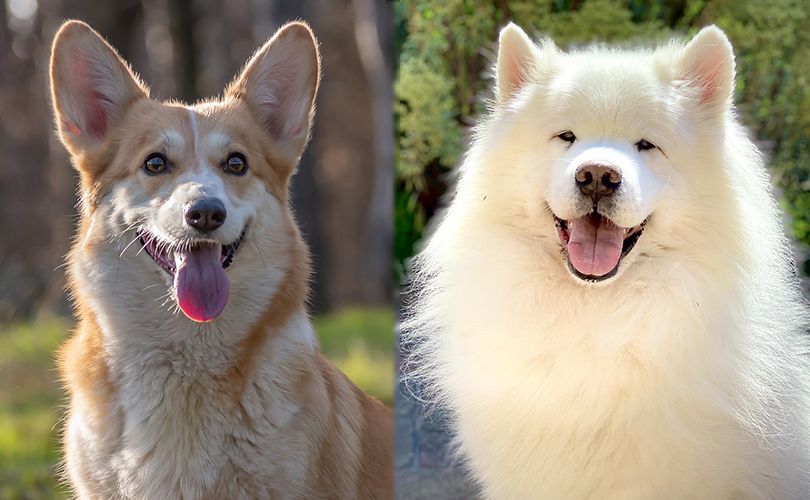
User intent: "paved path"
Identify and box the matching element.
[395,371,481,499]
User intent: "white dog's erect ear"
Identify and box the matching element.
[678,25,735,112]
[226,22,321,160]
[496,23,537,102]
[50,20,148,154]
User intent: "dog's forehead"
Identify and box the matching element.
[107,98,293,202]
[555,53,661,101]
[545,53,676,133]
[152,104,234,156]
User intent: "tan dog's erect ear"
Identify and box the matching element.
[496,23,537,102]
[50,20,148,155]
[678,25,735,114]
[226,22,321,161]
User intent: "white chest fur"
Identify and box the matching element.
[66,309,319,499]
[66,239,320,498]
[412,228,810,500]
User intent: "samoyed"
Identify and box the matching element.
[403,23,810,499]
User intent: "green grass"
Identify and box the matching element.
[314,307,395,405]
[0,317,67,500]
[0,308,393,499]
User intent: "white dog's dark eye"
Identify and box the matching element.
[143,153,168,175]
[556,131,577,144]
[636,139,657,152]
[224,153,248,176]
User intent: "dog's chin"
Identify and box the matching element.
[552,211,647,285]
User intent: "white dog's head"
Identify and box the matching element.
[51,21,318,323]
[472,24,736,285]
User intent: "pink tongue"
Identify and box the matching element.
[567,216,625,277]
[174,243,229,322]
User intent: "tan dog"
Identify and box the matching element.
[50,20,392,499]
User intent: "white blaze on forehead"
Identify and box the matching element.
[188,108,201,161]
[187,109,232,165]
[178,110,227,199]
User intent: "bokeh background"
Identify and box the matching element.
[0,0,394,497]
[395,0,810,498]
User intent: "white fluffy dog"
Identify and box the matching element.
[403,23,810,499]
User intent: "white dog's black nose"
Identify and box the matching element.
[575,162,622,201]
[185,198,226,232]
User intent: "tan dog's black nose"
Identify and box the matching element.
[185,198,226,232]
[575,162,622,201]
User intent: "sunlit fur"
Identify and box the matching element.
[51,20,392,499]
[403,23,810,499]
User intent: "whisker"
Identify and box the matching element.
[136,233,156,256]
[251,239,269,273]
[119,235,142,258]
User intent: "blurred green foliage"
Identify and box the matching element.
[0,309,392,499]
[395,0,810,275]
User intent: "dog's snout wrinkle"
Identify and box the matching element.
[575,162,622,202]
[184,197,227,232]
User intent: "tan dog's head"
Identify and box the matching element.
[50,20,319,324]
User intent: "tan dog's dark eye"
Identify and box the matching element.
[144,153,168,175]
[224,153,248,176]
[636,139,657,152]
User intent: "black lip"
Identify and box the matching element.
[221,226,247,270]
[137,225,248,276]
[554,213,646,282]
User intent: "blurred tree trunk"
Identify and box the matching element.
[167,0,198,101]
[268,0,328,311]
[141,0,177,99]
[352,0,394,304]
[0,2,55,319]
[194,0,255,96]
[270,0,392,312]
[0,0,7,43]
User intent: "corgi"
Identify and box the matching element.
[50,20,392,499]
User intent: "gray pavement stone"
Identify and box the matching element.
[396,336,482,499]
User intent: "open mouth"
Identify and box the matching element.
[553,212,645,282]
[137,226,247,322]
[138,226,246,276]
